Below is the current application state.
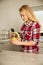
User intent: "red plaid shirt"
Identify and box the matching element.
[20,21,40,53]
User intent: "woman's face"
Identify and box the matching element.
[20,11,29,22]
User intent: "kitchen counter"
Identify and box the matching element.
[0,50,43,65]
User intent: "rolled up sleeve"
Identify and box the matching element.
[32,23,40,45]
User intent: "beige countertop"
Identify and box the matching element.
[0,50,43,65]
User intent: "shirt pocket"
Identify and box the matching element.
[25,30,32,36]
[25,30,32,40]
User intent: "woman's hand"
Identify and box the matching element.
[10,39,22,45]
[17,37,21,41]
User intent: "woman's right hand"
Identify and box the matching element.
[10,39,22,45]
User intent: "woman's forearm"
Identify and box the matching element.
[11,39,35,46]
[21,41,35,46]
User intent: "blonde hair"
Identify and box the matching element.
[19,5,38,22]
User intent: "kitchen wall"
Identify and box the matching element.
[0,0,43,32]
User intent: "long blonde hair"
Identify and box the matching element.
[19,5,38,22]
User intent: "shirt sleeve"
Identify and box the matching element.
[32,23,40,45]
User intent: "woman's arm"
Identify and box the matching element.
[10,23,40,46]
[10,39,35,46]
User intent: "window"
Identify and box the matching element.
[34,11,43,33]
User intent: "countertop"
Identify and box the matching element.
[0,50,43,65]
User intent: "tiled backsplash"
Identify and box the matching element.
[40,36,43,42]
[0,30,10,40]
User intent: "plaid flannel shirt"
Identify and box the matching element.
[20,21,40,53]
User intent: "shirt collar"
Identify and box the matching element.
[24,21,33,26]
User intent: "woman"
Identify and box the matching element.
[11,5,40,53]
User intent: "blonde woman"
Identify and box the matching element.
[11,5,40,53]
